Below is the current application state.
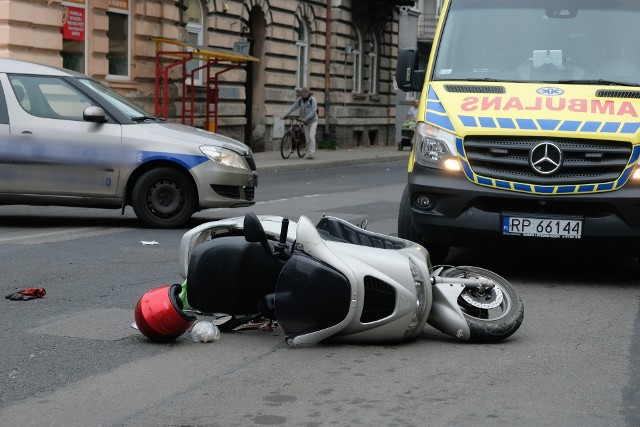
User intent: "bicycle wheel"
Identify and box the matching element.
[281,132,293,159]
[296,133,307,158]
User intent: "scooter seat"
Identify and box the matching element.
[186,236,282,315]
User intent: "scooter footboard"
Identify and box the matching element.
[187,236,282,314]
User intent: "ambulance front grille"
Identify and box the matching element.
[444,84,506,94]
[463,136,632,185]
[596,89,640,99]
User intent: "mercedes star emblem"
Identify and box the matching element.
[529,142,563,175]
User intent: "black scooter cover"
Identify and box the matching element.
[187,236,283,314]
[275,253,351,340]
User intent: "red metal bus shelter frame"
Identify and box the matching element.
[152,38,258,132]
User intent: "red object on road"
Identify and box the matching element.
[5,287,46,301]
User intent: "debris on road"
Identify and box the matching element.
[5,287,46,301]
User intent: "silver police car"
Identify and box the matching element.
[0,58,257,228]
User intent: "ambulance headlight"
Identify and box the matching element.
[414,122,460,171]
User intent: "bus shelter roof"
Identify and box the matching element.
[151,37,259,63]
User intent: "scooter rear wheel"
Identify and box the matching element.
[441,266,524,343]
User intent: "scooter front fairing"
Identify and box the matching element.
[277,216,432,346]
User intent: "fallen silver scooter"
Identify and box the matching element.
[136,213,523,345]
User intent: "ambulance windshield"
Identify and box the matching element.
[433,0,640,86]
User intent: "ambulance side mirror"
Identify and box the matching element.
[396,48,426,92]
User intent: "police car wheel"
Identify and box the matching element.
[132,167,196,228]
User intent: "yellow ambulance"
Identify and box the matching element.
[396,0,640,263]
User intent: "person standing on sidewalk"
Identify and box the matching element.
[281,88,318,159]
[406,98,419,122]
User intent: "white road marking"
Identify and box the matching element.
[254,194,324,205]
[0,227,130,244]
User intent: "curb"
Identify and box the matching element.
[254,149,410,174]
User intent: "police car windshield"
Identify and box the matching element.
[433,0,640,86]
[77,78,151,119]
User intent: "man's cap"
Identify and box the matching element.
[299,87,311,95]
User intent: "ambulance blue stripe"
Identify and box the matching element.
[621,123,640,134]
[479,117,496,128]
[580,121,601,132]
[559,121,581,132]
[597,182,614,191]
[537,119,560,131]
[462,160,475,179]
[616,168,632,188]
[427,101,445,113]
[601,122,621,133]
[456,138,465,157]
[427,86,439,101]
[497,118,516,129]
[477,176,492,186]
[556,186,576,193]
[458,117,640,135]
[516,119,537,130]
[427,113,455,132]
[473,177,626,194]
[139,152,208,169]
[629,146,640,165]
[459,115,477,127]
[533,186,554,194]
[513,183,532,192]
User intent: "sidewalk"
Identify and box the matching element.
[252,145,410,174]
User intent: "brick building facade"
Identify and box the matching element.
[0,0,412,152]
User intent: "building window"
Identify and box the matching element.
[352,28,363,93]
[367,34,378,94]
[296,17,309,89]
[186,0,204,86]
[107,0,130,79]
[61,2,86,73]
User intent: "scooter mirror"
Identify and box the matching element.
[244,212,273,255]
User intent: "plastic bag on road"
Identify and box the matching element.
[190,321,221,343]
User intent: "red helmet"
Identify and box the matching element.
[135,283,196,342]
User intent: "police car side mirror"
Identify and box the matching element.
[83,106,107,123]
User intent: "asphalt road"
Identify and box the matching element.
[1,160,639,427]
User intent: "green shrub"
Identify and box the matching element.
[318,138,337,150]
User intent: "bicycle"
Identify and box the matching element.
[280,116,307,159]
